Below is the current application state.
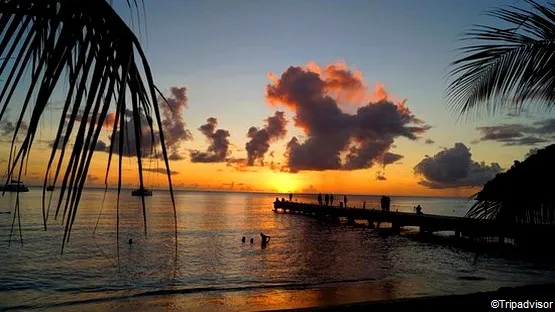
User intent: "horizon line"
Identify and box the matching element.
[23,185,473,199]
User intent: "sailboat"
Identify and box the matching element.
[1,149,29,192]
[131,186,153,197]
[131,157,155,197]
[0,179,29,193]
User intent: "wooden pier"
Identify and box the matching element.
[273,201,555,241]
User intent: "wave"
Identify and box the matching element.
[2,277,378,310]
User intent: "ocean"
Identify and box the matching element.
[1,189,554,311]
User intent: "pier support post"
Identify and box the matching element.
[498,236,504,244]
[455,230,460,239]
[347,216,355,225]
[367,219,375,229]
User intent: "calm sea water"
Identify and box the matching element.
[1,189,555,311]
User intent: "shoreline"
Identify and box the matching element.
[271,283,555,310]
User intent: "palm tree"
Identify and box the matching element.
[0,0,176,253]
[446,0,555,240]
[445,0,555,119]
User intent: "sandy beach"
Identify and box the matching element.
[278,283,555,310]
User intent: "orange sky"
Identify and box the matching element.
[0,141,479,197]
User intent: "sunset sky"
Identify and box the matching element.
[2,0,554,197]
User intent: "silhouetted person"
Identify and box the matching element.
[386,196,391,211]
[330,194,334,206]
[381,195,391,211]
[343,195,348,208]
[260,232,271,248]
[281,197,285,203]
[318,193,323,205]
[363,201,366,209]
[289,192,293,202]
[128,238,133,245]
[325,194,329,206]
[242,236,246,243]
[250,238,254,244]
[415,205,423,215]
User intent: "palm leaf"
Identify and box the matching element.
[446,0,555,120]
[0,0,177,253]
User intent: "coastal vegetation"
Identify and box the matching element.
[446,0,555,239]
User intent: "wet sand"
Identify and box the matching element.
[276,283,555,310]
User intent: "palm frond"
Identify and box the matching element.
[446,0,555,120]
[0,0,177,253]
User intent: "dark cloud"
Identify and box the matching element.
[524,146,548,159]
[475,119,555,146]
[98,86,192,159]
[0,120,28,136]
[266,62,429,173]
[424,138,435,144]
[144,168,179,175]
[382,152,403,166]
[94,140,107,151]
[376,171,387,181]
[49,136,69,150]
[414,142,503,189]
[225,157,257,172]
[108,114,159,157]
[533,119,555,134]
[190,117,231,163]
[160,87,193,158]
[245,111,288,166]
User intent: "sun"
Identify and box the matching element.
[270,172,301,194]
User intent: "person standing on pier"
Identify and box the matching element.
[343,195,348,208]
[325,194,329,206]
[318,193,323,206]
[289,192,293,202]
[330,194,334,206]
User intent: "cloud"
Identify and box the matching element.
[414,142,503,189]
[94,140,107,151]
[475,119,555,146]
[266,61,429,173]
[382,152,403,166]
[144,168,179,175]
[302,184,318,193]
[107,113,159,157]
[86,174,99,182]
[424,138,435,144]
[523,146,549,159]
[245,111,288,166]
[0,120,28,136]
[49,136,70,150]
[160,87,193,158]
[225,157,258,172]
[190,117,231,163]
[98,86,192,159]
[376,171,387,181]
